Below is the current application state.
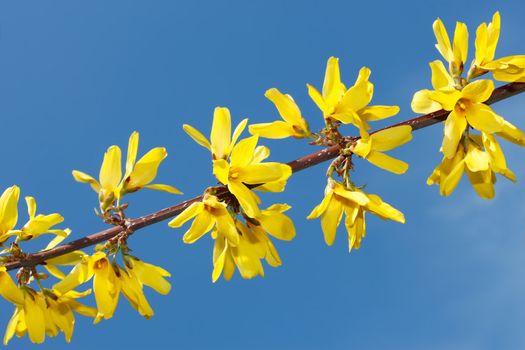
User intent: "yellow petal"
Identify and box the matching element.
[143,183,182,195]
[464,145,490,172]
[230,118,249,153]
[24,294,46,344]
[486,12,500,62]
[44,228,72,250]
[168,202,204,228]
[428,90,462,111]
[320,198,343,246]
[307,191,333,220]
[370,125,413,152]
[249,121,296,139]
[496,119,525,147]
[182,124,211,150]
[99,145,122,192]
[359,105,399,121]
[252,146,270,163]
[475,22,488,66]
[433,18,453,62]
[25,196,36,219]
[265,88,303,126]
[307,83,328,115]
[125,131,139,179]
[0,268,24,305]
[442,110,467,159]
[130,259,171,295]
[411,90,442,114]
[441,159,465,196]
[212,238,227,283]
[182,211,214,244]
[126,147,167,189]
[211,107,232,160]
[339,67,373,112]
[238,163,291,185]
[45,251,86,266]
[365,194,405,223]
[229,135,259,168]
[228,181,261,218]
[430,60,455,90]
[257,210,295,241]
[0,186,20,235]
[72,170,101,192]
[212,159,230,185]
[366,151,409,174]
[466,169,495,199]
[93,258,120,320]
[53,258,94,295]
[453,21,468,68]
[461,79,494,103]
[332,185,369,205]
[323,56,345,106]
[3,308,21,345]
[465,103,503,133]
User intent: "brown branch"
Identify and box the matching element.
[5,82,525,271]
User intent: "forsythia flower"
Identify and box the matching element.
[249,88,310,139]
[183,107,248,160]
[168,194,239,246]
[307,179,404,251]
[0,267,96,344]
[53,252,171,323]
[412,61,525,158]
[0,186,69,243]
[427,133,515,198]
[213,135,292,218]
[307,56,400,136]
[72,131,181,211]
[472,12,525,83]
[349,125,413,174]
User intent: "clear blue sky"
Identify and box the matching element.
[0,1,524,349]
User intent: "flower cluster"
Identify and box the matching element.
[412,12,525,198]
[174,108,295,281]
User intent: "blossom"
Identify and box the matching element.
[307,180,404,251]
[183,107,248,160]
[168,194,239,246]
[427,133,515,199]
[307,56,400,136]
[473,12,525,83]
[349,125,412,174]
[0,267,95,344]
[72,131,181,211]
[53,252,171,323]
[248,88,310,139]
[412,61,525,158]
[213,135,292,218]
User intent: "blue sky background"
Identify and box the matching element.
[0,1,524,349]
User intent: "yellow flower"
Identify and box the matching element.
[427,133,515,199]
[168,194,239,246]
[307,179,404,251]
[249,88,310,139]
[183,107,248,160]
[307,56,400,136]
[433,18,468,75]
[473,12,525,83]
[2,287,95,345]
[412,63,525,158]
[72,131,181,211]
[53,252,171,323]
[350,126,412,174]
[213,135,292,218]
[120,255,171,319]
[53,252,121,322]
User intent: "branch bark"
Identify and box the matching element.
[5,82,525,271]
